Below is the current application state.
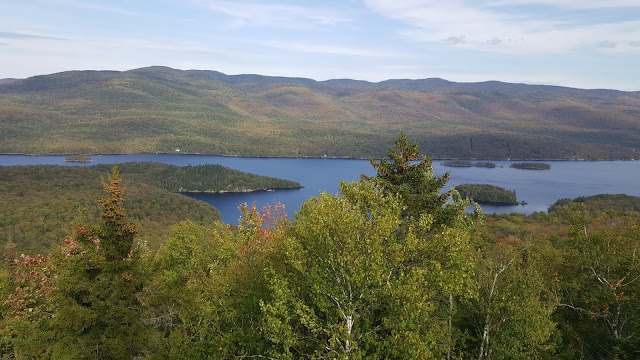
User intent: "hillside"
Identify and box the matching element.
[1,66,639,159]
[91,162,302,193]
[0,162,300,252]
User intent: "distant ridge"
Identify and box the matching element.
[0,78,20,85]
[1,66,639,159]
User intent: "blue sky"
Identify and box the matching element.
[1,0,639,90]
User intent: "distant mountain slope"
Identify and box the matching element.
[1,66,639,159]
[0,78,20,85]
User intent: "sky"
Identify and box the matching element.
[1,0,639,90]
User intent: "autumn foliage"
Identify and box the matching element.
[1,136,639,359]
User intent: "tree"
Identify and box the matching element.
[260,181,448,359]
[145,220,243,359]
[366,132,477,229]
[367,133,479,358]
[553,204,640,359]
[458,238,558,360]
[258,132,481,358]
[48,166,154,359]
[1,251,56,358]
[145,203,289,359]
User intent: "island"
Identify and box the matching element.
[441,160,496,168]
[65,154,92,162]
[509,162,551,170]
[456,183,521,205]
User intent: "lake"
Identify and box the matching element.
[2,154,639,223]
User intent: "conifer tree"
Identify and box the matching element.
[367,133,479,358]
[49,166,153,359]
[366,132,476,230]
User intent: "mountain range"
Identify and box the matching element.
[1,66,639,159]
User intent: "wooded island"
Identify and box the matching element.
[510,162,551,170]
[441,160,497,168]
[64,155,92,162]
[456,183,520,205]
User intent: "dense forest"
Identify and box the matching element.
[1,135,639,359]
[456,183,519,205]
[91,162,301,193]
[0,163,300,252]
[1,66,640,160]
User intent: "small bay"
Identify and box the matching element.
[2,154,639,223]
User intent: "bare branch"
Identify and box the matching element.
[557,303,606,319]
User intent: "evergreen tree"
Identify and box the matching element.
[49,166,154,359]
[368,133,480,357]
[366,132,477,230]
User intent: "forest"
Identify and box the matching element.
[0,163,300,252]
[1,66,640,160]
[0,135,638,359]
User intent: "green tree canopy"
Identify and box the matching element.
[366,132,477,231]
[47,166,155,359]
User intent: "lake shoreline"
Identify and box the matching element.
[180,186,303,195]
[1,152,637,162]
[3,154,640,223]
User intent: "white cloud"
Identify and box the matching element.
[60,0,154,17]
[0,31,67,41]
[262,41,407,57]
[484,0,640,10]
[196,0,352,29]
[364,0,640,54]
[0,33,246,78]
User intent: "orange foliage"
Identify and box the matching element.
[237,201,288,254]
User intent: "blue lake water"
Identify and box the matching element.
[2,154,639,224]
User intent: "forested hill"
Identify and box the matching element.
[0,162,301,252]
[91,162,301,193]
[1,66,639,159]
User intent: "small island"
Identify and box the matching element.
[442,160,496,168]
[456,183,522,205]
[509,162,551,170]
[65,154,92,162]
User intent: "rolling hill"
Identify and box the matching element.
[1,66,639,159]
[0,162,301,252]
